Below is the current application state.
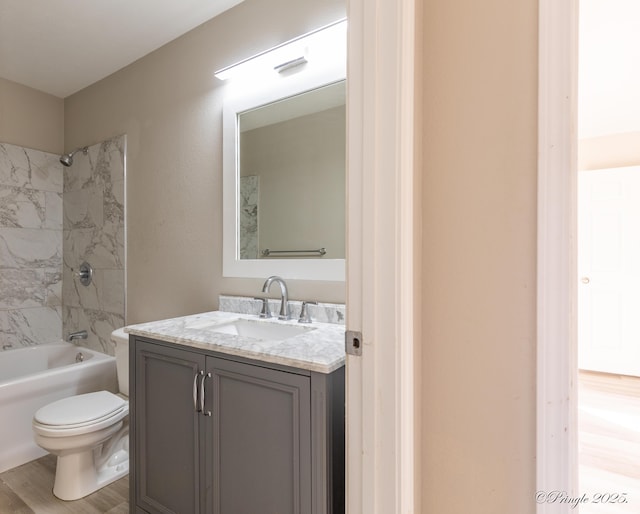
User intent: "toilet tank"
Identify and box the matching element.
[110,328,129,396]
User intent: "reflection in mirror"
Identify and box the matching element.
[238,81,345,260]
[221,19,346,281]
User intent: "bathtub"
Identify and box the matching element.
[0,342,117,473]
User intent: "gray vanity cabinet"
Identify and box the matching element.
[207,357,311,513]
[133,340,205,514]
[131,336,345,514]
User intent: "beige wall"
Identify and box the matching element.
[419,0,538,512]
[0,77,63,154]
[64,0,346,324]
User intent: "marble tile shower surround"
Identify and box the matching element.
[62,136,125,356]
[0,143,63,347]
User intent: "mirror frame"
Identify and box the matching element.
[222,59,346,281]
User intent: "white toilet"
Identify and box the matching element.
[32,328,130,501]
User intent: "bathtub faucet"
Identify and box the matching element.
[67,330,88,343]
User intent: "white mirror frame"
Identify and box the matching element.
[222,57,346,281]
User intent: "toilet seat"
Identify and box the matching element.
[33,391,128,438]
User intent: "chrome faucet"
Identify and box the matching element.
[261,276,290,320]
[67,330,88,343]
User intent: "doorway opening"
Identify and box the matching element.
[576,1,640,506]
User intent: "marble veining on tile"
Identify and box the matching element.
[62,136,126,357]
[63,306,125,356]
[0,143,63,193]
[1,137,125,352]
[0,269,61,309]
[63,187,104,229]
[0,142,63,347]
[125,310,346,374]
[0,307,62,347]
[0,188,62,230]
[0,228,62,269]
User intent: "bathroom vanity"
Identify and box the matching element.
[126,310,345,514]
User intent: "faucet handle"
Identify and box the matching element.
[298,301,318,324]
[253,297,271,318]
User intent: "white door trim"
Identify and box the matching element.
[346,0,417,512]
[537,0,579,511]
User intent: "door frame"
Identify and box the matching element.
[348,0,580,511]
[348,0,581,511]
[537,0,579,511]
[346,0,418,512]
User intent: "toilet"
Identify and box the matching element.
[32,328,130,501]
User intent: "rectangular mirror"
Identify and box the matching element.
[223,58,346,280]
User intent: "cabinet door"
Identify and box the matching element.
[134,341,206,514]
[206,358,311,514]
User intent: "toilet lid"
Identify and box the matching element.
[34,391,126,427]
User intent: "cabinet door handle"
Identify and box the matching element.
[200,372,212,416]
[193,371,204,412]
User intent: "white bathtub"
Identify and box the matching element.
[0,342,118,473]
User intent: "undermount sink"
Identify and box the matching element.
[188,318,314,341]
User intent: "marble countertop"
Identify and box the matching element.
[124,310,346,374]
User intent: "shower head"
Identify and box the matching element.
[60,147,88,167]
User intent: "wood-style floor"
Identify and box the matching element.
[579,370,640,514]
[0,454,128,514]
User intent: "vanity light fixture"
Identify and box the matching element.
[274,56,308,74]
[214,18,346,82]
[214,45,307,81]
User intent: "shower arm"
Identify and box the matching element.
[60,146,88,167]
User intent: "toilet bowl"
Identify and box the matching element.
[32,328,130,501]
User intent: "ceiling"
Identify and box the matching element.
[1,0,637,139]
[0,0,244,98]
